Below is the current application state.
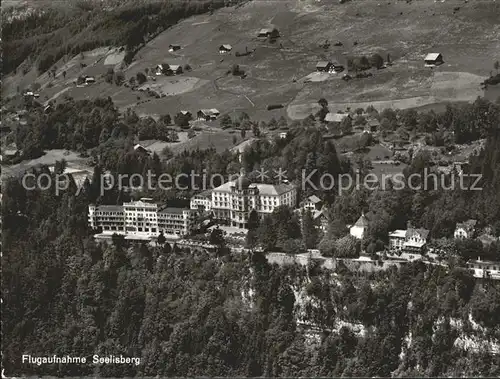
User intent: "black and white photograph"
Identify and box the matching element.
[2,0,500,377]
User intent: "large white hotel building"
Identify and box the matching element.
[88,198,197,239]
[190,176,297,228]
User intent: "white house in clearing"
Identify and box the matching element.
[349,212,369,239]
[454,219,477,239]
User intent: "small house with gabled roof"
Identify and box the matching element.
[424,53,444,67]
[350,212,369,239]
[454,219,477,239]
[219,44,232,54]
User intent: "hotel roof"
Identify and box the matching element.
[252,183,295,196]
[94,205,124,212]
[213,180,295,195]
[389,229,407,238]
[158,207,190,214]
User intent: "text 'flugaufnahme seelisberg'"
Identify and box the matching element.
[22,354,141,366]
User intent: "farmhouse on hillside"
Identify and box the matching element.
[156,64,183,76]
[219,44,232,54]
[197,109,220,121]
[1,148,20,160]
[169,44,181,52]
[302,195,322,212]
[134,144,151,155]
[156,64,165,75]
[424,53,444,67]
[366,118,381,132]
[316,61,334,72]
[258,27,279,38]
[325,112,351,124]
[167,65,183,75]
[454,219,477,239]
[85,76,96,85]
[316,61,344,73]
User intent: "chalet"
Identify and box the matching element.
[313,209,328,232]
[180,110,192,117]
[389,226,430,253]
[156,64,166,75]
[167,65,183,75]
[325,112,350,124]
[197,109,220,121]
[219,44,232,54]
[156,64,165,75]
[156,64,183,76]
[366,118,381,132]
[388,230,406,251]
[302,195,322,212]
[424,53,444,67]
[279,131,288,139]
[1,149,20,160]
[403,227,429,253]
[350,212,369,239]
[258,28,279,38]
[316,61,334,72]
[169,44,181,52]
[133,144,151,155]
[85,76,96,85]
[454,219,477,239]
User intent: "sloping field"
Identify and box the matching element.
[1,149,91,179]
[5,0,500,122]
[288,70,486,118]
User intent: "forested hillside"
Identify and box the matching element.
[2,0,240,75]
[2,200,500,376]
[2,126,500,377]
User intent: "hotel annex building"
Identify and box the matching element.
[88,198,197,239]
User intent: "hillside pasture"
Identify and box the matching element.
[4,0,499,123]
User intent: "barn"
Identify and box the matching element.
[219,44,232,54]
[258,28,279,38]
[316,61,334,72]
[197,109,220,121]
[424,53,444,67]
